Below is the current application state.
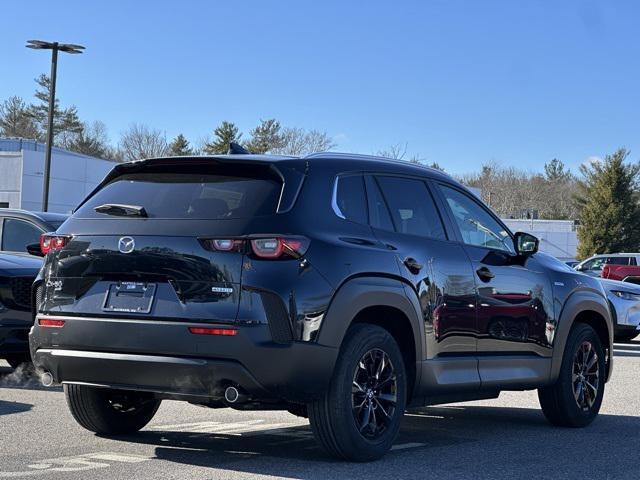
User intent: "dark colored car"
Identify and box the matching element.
[0,209,68,255]
[1,253,42,368]
[30,153,613,461]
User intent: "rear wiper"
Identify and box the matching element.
[94,203,148,217]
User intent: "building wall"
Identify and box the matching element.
[0,139,115,214]
[0,152,23,208]
[502,218,577,261]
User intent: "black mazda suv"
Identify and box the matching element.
[30,152,613,461]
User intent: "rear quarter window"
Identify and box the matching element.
[334,175,368,224]
[76,169,282,220]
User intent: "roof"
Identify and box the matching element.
[128,151,453,181]
[0,208,68,225]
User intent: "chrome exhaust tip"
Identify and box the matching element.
[41,371,54,387]
[224,386,240,403]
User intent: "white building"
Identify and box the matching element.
[502,218,577,262]
[0,138,115,213]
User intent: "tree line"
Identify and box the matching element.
[0,76,335,162]
[1,76,639,259]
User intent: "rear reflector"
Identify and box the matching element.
[188,327,238,336]
[38,318,66,328]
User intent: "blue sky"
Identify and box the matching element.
[1,0,638,174]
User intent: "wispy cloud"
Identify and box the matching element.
[583,155,602,167]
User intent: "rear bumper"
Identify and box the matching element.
[29,315,338,403]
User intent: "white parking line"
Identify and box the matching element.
[391,442,427,451]
[0,452,152,478]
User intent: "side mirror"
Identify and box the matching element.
[26,242,44,257]
[514,232,539,256]
[574,264,583,271]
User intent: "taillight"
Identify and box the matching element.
[38,318,65,328]
[40,233,70,255]
[199,238,244,253]
[250,237,309,259]
[199,236,309,260]
[188,327,238,336]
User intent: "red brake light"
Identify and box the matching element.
[250,237,309,259]
[38,318,65,328]
[40,233,70,255]
[188,327,238,336]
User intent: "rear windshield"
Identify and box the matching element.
[75,170,282,220]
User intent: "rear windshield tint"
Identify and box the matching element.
[76,170,282,220]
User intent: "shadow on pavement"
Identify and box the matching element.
[112,405,640,479]
[0,399,32,416]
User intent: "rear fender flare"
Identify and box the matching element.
[316,275,424,386]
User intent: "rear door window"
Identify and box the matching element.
[375,176,447,240]
[365,176,394,231]
[76,168,282,220]
[1,218,43,252]
[605,257,630,265]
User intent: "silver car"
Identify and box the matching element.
[599,277,640,342]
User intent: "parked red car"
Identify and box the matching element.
[602,264,640,284]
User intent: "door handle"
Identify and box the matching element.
[403,257,423,274]
[476,267,495,282]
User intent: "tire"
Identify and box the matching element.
[614,329,638,342]
[538,323,605,427]
[308,324,407,461]
[4,354,31,369]
[64,384,161,435]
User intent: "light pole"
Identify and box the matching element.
[26,40,84,212]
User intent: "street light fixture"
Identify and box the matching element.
[26,40,85,212]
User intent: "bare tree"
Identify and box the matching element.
[375,143,426,164]
[376,143,408,160]
[118,123,169,162]
[457,161,579,220]
[271,128,336,155]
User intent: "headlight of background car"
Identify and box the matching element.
[611,290,640,301]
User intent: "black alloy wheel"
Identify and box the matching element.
[352,348,398,439]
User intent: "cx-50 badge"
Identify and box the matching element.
[118,236,136,254]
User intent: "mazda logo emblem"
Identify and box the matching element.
[118,236,135,254]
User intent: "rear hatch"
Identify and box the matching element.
[40,158,304,324]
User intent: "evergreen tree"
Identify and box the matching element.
[203,121,242,154]
[245,119,285,154]
[168,134,193,156]
[576,149,640,259]
[66,121,110,159]
[544,158,572,182]
[0,96,40,139]
[28,74,82,144]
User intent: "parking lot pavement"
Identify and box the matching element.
[1,341,639,480]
